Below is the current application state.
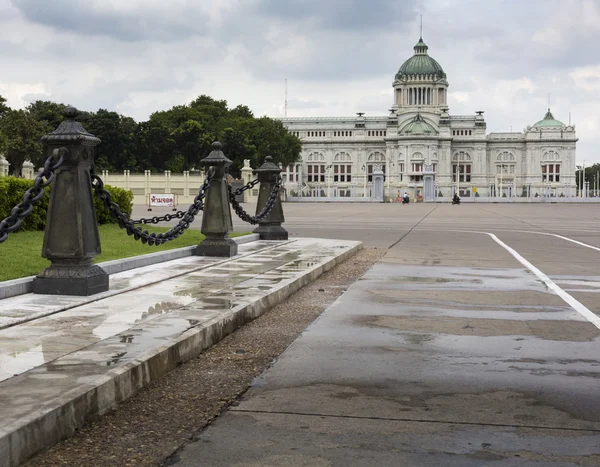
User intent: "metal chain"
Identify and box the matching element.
[130,173,248,225]
[231,178,260,197]
[90,168,213,246]
[0,149,66,244]
[228,176,282,225]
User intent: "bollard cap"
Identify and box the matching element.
[255,156,281,174]
[201,141,232,166]
[42,106,101,146]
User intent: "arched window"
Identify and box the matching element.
[541,151,560,182]
[333,152,352,182]
[334,152,351,162]
[307,152,325,162]
[496,152,516,175]
[496,151,515,162]
[541,150,559,161]
[368,152,385,162]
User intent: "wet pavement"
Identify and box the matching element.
[174,205,600,466]
[0,238,361,467]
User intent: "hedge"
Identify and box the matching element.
[0,176,133,232]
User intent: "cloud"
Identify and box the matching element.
[11,0,218,41]
[1,0,599,164]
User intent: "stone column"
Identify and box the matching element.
[372,165,385,202]
[253,156,288,240]
[22,160,34,179]
[183,171,190,198]
[196,142,238,257]
[33,106,108,296]
[0,155,9,177]
[241,159,253,203]
[165,170,171,193]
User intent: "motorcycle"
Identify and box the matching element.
[452,196,461,205]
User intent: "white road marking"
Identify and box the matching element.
[486,233,600,330]
[531,232,600,254]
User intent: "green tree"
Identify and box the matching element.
[26,100,67,132]
[135,119,176,171]
[247,116,301,168]
[0,95,9,117]
[0,110,47,176]
[86,109,138,171]
[220,127,256,177]
[171,120,213,171]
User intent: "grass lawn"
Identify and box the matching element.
[0,225,247,282]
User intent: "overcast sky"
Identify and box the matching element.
[1,0,599,164]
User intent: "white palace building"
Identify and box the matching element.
[279,37,578,201]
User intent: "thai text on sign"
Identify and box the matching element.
[149,194,175,207]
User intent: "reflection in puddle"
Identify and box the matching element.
[105,351,127,366]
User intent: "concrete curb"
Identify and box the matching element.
[0,234,259,300]
[1,241,362,467]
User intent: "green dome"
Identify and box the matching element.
[396,38,446,79]
[534,109,564,128]
[401,113,438,135]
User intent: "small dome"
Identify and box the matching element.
[401,113,438,135]
[534,109,564,128]
[396,38,446,79]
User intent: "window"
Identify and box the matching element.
[333,164,352,182]
[398,163,404,181]
[307,164,325,182]
[307,152,325,162]
[496,164,515,175]
[409,175,423,182]
[282,164,301,183]
[453,164,471,182]
[542,164,560,182]
[412,163,423,173]
[542,150,559,161]
[452,151,472,182]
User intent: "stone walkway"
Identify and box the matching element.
[0,238,361,467]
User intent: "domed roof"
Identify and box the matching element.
[396,38,446,79]
[534,109,564,128]
[401,113,438,135]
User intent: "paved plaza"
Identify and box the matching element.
[173,202,600,466]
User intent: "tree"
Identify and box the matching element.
[0,110,47,175]
[247,116,301,168]
[220,127,256,177]
[26,100,66,132]
[134,119,176,171]
[170,120,213,171]
[86,109,138,171]
[0,95,9,117]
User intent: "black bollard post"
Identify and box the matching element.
[253,156,288,240]
[32,107,109,296]
[196,142,238,257]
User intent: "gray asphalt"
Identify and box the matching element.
[161,203,600,466]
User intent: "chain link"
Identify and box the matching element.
[228,176,282,225]
[231,178,260,197]
[90,167,212,246]
[0,149,66,244]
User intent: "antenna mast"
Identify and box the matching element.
[420,14,423,38]
[285,78,288,118]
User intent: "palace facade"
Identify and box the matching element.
[279,37,577,200]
